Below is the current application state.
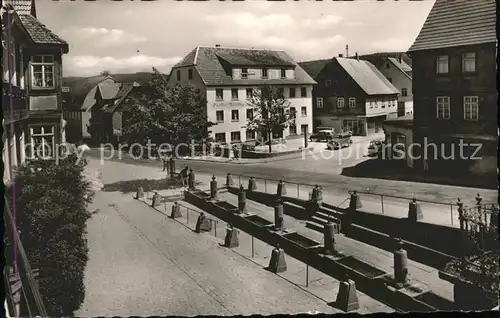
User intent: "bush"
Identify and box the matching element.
[12,154,92,316]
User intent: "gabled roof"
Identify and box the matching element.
[336,58,399,95]
[103,83,136,113]
[298,59,330,79]
[19,15,68,47]
[387,57,412,79]
[173,46,316,86]
[408,0,496,52]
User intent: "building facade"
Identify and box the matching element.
[408,0,497,176]
[300,56,399,136]
[2,0,69,182]
[376,57,413,117]
[168,46,316,144]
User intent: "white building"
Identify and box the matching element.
[168,46,316,144]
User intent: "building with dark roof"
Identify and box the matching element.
[2,0,69,182]
[168,45,316,143]
[299,55,399,136]
[406,0,497,177]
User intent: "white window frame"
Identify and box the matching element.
[316,97,323,108]
[280,69,286,79]
[463,96,479,121]
[230,131,241,142]
[215,88,224,101]
[349,97,356,108]
[436,96,450,120]
[462,53,476,73]
[216,110,224,123]
[31,55,55,89]
[401,88,407,97]
[246,108,253,120]
[436,55,449,74]
[241,68,248,79]
[246,88,253,99]
[289,87,296,98]
[231,109,239,122]
[337,97,344,108]
[215,133,226,143]
[29,125,55,159]
[231,88,239,101]
[245,129,255,140]
[301,106,307,117]
[289,124,297,135]
[262,68,268,79]
[300,87,307,98]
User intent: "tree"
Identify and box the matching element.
[246,84,296,153]
[122,68,214,156]
[12,154,93,316]
[99,70,111,76]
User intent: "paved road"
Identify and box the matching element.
[87,149,497,204]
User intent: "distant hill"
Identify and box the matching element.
[358,52,412,68]
[62,72,159,88]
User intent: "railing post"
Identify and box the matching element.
[306,264,309,288]
[251,235,254,258]
[450,204,453,225]
[381,195,384,214]
[214,221,217,237]
[297,184,299,198]
[187,208,189,224]
[264,179,267,193]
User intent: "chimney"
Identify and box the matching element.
[338,53,343,58]
[355,52,359,61]
[399,53,403,63]
[345,44,349,58]
[215,44,221,48]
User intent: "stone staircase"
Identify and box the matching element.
[306,203,345,233]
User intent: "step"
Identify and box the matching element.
[305,220,323,233]
[316,210,342,224]
[319,205,342,216]
[311,215,329,226]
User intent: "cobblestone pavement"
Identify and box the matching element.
[77,161,343,316]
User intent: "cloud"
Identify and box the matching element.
[63,55,181,76]
[60,27,147,47]
[370,37,414,52]
[302,15,343,29]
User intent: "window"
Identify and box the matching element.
[436,96,450,119]
[241,68,248,79]
[301,106,307,117]
[231,88,239,100]
[215,133,226,143]
[246,88,253,99]
[289,124,297,135]
[325,80,331,88]
[349,97,356,108]
[262,68,268,78]
[462,53,476,73]
[31,55,54,88]
[277,87,284,98]
[280,69,286,79]
[463,96,479,121]
[401,88,407,97]
[245,129,255,140]
[188,69,193,80]
[316,97,323,108]
[176,70,181,81]
[290,107,296,118]
[231,131,241,142]
[289,87,296,98]
[231,109,239,122]
[216,88,224,101]
[29,125,55,159]
[337,97,344,108]
[300,87,307,97]
[246,108,253,120]
[216,110,224,123]
[436,55,449,74]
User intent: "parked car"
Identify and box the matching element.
[367,140,385,157]
[310,127,335,141]
[327,132,353,150]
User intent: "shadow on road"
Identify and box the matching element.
[341,158,497,190]
[103,178,198,193]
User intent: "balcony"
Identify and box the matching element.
[3,197,48,317]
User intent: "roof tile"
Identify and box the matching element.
[19,15,67,46]
[409,0,496,52]
[6,0,32,15]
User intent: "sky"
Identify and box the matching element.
[35,0,435,77]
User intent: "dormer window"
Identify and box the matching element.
[280,69,286,79]
[241,68,248,79]
[262,68,268,79]
[31,55,54,89]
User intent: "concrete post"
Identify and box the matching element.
[151,192,161,207]
[224,224,239,248]
[210,175,218,200]
[268,244,287,273]
[274,200,284,231]
[393,239,408,287]
[135,187,144,199]
[170,201,182,218]
[349,191,362,211]
[323,222,336,255]
[169,158,176,178]
[335,273,359,312]
[408,198,423,221]
[238,185,247,213]
[195,212,212,233]
[248,177,257,191]
[226,173,234,187]
[277,180,287,198]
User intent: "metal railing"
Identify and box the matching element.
[3,197,48,317]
